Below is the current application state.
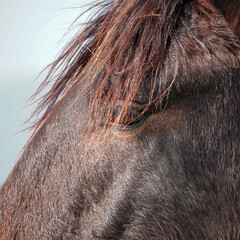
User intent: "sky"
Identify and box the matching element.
[0,0,92,184]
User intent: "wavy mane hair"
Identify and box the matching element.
[28,0,239,136]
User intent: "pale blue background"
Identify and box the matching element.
[0,0,92,185]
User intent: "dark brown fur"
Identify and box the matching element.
[0,0,239,239]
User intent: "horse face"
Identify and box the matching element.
[1,0,239,239]
[71,80,237,239]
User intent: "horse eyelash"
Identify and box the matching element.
[110,106,153,130]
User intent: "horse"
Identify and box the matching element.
[0,0,239,239]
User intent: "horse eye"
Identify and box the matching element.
[110,114,147,130]
[122,114,147,130]
[110,103,149,130]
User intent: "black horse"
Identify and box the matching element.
[1,0,239,239]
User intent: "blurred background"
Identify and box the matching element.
[0,0,92,185]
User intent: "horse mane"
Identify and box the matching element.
[213,0,240,35]
[28,0,240,134]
